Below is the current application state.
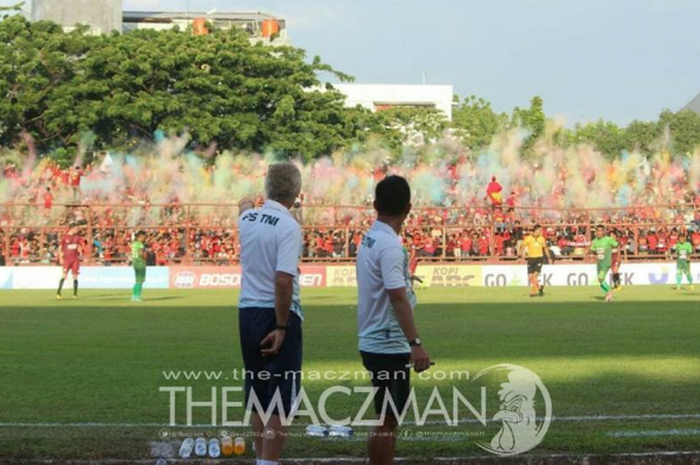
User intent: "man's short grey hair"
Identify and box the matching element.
[265,162,302,205]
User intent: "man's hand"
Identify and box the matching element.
[238,198,255,216]
[410,345,431,373]
[260,329,286,356]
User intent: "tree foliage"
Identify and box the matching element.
[570,120,627,160]
[658,109,700,156]
[370,106,448,150]
[451,95,507,150]
[0,15,372,160]
[625,119,661,156]
[511,96,545,155]
[3,12,700,161]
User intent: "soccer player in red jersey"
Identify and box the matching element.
[57,223,83,299]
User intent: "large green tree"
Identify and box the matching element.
[451,95,507,150]
[0,14,370,160]
[0,15,96,149]
[570,119,627,160]
[511,96,545,155]
[624,119,661,156]
[370,106,448,151]
[658,109,700,156]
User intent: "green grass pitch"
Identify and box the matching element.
[0,286,699,461]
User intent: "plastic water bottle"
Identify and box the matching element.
[194,437,207,457]
[305,425,329,437]
[208,438,221,458]
[329,425,354,437]
[221,437,234,456]
[178,438,194,459]
[234,437,246,455]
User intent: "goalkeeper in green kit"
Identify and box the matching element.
[590,225,617,302]
[674,232,694,291]
[131,231,147,302]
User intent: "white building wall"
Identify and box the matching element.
[32,0,122,34]
[333,84,454,121]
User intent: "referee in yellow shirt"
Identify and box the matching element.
[522,224,551,297]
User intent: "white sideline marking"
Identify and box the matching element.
[1,413,700,429]
[417,413,700,426]
[608,429,700,438]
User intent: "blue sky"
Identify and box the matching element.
[6,0,700,124]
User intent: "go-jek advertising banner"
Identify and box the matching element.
[482,264,599,287]
[481,262,700,287]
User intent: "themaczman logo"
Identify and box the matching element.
[475,364,552,456]
[160,363,551,457]
[173,271,197,289]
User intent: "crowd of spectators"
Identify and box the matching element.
[2,159,700,266]
[2,201,699,266]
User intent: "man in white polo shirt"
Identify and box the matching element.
[238,162,303,465]
[357,175,431,465]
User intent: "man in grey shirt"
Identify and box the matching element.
[356,175,431,465]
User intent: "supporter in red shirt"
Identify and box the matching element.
[460,234,472,256]
[495,234,506,255]
[445,236,456,257]
[478,235,490,256]
[506,191,516,210]
[692,230,700,251]
[669,230,679,250]
[43,187,53,209]
[423,238,436,257]
[647,232,658,253]
[656,231,668,254]
[485,176,503,206]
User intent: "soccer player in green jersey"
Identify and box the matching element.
[674,232,694,291]
[131,231,147,302]
[590,225,618,302]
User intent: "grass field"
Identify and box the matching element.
[0,286,699,461]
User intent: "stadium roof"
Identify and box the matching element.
[681,91,700,114]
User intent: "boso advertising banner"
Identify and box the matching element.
[0,263,697,289]
[169,266,327,289]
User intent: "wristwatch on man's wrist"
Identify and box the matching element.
[409,338,422,347]
[276,324,288,332]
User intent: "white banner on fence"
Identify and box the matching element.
[481,264,599,287]
[0,262,698,289]
[12,267,63,289]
